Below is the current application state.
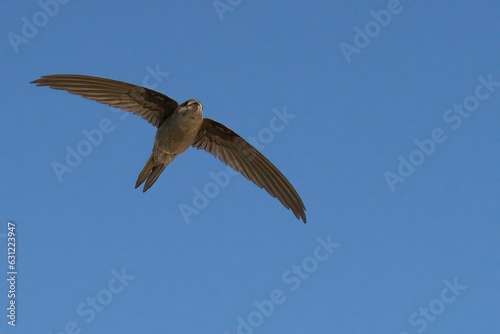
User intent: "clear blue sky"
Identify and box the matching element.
[1,1,499,333]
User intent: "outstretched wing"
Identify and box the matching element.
[31,74,178,127]
[192,118,306,223]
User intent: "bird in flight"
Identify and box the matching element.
[31,74,306,222]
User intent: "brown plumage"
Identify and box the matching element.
[31,74,306,222]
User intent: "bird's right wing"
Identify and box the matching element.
[31,74,178,127]
[192,118,306,223]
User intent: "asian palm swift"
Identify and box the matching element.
[31,74,306,222]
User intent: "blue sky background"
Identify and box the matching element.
[1,1,499,333]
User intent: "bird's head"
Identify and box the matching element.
[177,99,203,119]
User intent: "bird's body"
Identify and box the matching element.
[138,100,204,190]
[155,100,203,156]
[31,74,307,222]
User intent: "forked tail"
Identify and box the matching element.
[135,153,170,192]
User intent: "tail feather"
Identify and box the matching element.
[135,152,173,192]
[143,164,167,192]
[135,153,155,189]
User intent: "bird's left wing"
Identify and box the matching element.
[31,74,178,127]
[192,118,306,223]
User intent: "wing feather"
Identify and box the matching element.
[31,74,178,127]
[192,118,306,223]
